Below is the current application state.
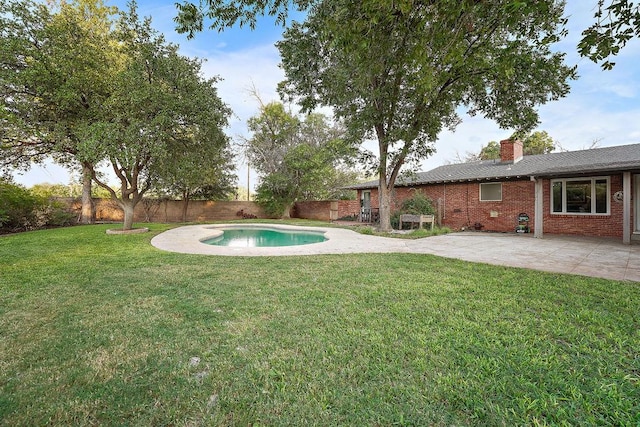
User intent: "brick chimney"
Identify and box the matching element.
[500,139,523,163]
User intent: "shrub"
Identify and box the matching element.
[0,180,76,232]
[358,226,375,235]
[399,190,435,215]
[393,190,435,229]
[43,200,76,227]
[0,180,44,231]
[255,184,292,218]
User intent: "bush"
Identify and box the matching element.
[0,180,75,232]
[392,190,435,229]
[254,175,295,218]
[0,180,44,231]
[399,190,435,215]
[390,211,401,230]
[255,186,291,218]
[43,200,76,227]
[358,226,375,235]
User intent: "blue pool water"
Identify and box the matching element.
[202,227,326,247]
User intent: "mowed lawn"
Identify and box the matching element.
[1,224,638,426]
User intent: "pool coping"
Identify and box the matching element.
[149,223,640,281]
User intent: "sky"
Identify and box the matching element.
[10,0,640,190]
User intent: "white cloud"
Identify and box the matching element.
[201,44,284,120]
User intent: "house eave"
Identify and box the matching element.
[347,162,640,190]
[402,175,530,186]
[533,166,640,178]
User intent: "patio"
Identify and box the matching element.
[152,225,640,282]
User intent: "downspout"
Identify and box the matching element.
[531,176,544,239]
[466,182,471,227]
[443,183,446,220]
[623,172,631,244]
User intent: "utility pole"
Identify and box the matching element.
[247,163,250,201]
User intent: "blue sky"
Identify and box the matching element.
[11,0,640,189]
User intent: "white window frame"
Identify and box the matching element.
[550,176,610,215]
[479,182,502,202]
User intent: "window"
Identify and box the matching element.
[480,183,502,201]
[550,177,610,215]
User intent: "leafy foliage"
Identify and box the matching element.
[174,0,313,37]
[85,4,232,229]
[1,1,234,230]
[0,0,119,168]
[29,184,75,199]
[578,0,640,69]
[513,130,557,156]
[254,173,294,217]
[0,179,73,231]
[391,190,435,229]
[1,0,120,224]
[0,180,40,230]
[150,80,236,220]
[398,191,435,216]
[172,0,640,71]
[246,102,357,217]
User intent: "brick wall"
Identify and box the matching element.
[61,198,358,223]
[294,200,361,221]
[357,173,632,238]
[391,180,536,232]
[336,200,361,219]
[542,175,626,238]
[294,201,331,220]
[63,198,267,223]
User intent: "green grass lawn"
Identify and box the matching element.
[1,223,638,426]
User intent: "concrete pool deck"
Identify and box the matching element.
[150,224,640,282]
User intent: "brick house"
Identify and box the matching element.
[349,140,640,243]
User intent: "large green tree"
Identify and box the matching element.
[0,0,121,223]
[174,0,640,70]
[276,0,575,230]
[82,7,233,230]
[154,140,236,222]
[245,102,355,217]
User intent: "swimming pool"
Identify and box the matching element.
[202,226,327,247]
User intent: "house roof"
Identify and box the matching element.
[349,142,640,189]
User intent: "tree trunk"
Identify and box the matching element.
[80,164,94,224]
[122,201,135,230]
[181,196,189,223]
[281,202,292,219]
[378,180,392,232]
[375,125,393,232]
